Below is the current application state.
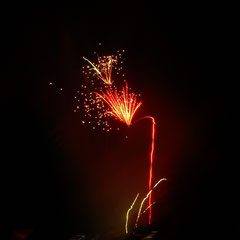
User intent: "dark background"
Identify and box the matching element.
[1,3,234,240]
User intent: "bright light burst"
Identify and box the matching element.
[95,83,142,126]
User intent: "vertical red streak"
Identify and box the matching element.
[149,117,155,224]
[144,116,156,224]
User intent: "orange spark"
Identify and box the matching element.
[95,83,142,126]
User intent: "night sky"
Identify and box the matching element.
[2,4,234,240]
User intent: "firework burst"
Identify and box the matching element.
[95,83,142,127]
[82,50,125,85]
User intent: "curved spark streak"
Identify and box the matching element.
[83,56,113,85]
[142,202,156,215]
[125,193,139,234]
[95,83,142,126]
[135,178,167,229]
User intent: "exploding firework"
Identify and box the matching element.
[82,50,125,85]
[83,56,114,85]
[73,81,142,132]
[95,83,142,127]
[75,50,133,132]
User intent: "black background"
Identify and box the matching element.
[1,3,234,240]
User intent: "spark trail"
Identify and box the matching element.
[125,193,139,234]
[135,178,167,229]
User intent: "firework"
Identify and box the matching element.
[49,46,167,232]
[80,49,165,228]
[135,178,167,229]
[83,56,113,85]
[125,193,139,234]
[95,83,142,126]
[82,50,125,85]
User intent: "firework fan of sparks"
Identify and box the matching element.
[74,50,141,132]
[95,83,142,127]
[82,49,126,85]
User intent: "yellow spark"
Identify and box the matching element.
[142,202,156,215]
[135,178,167,228]
[125,193,139,234]
[83,56,114,85]
[83,56,101,75]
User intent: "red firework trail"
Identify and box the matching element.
[96,86,156,224]
[144,116,156,224]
